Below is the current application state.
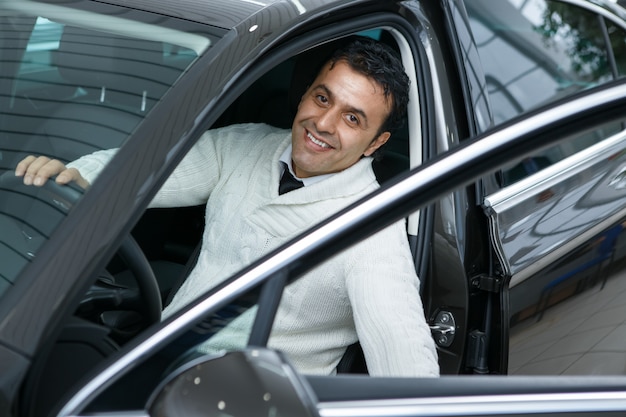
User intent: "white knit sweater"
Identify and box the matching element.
[69,123,439,377]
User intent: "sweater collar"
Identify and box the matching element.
[278,144,333,188]
[271,135,377,203]
[247,137,379,238]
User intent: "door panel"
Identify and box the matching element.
[484,125,626,283]
[484,123,626,375]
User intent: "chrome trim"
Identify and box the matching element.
[58,83,626,416]
[564,0,626,30]
[317,391,626,416]
[483,129,626,284]
[484,129,626,213]
[484,202,508,276]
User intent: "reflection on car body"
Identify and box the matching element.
[485,128,626,283]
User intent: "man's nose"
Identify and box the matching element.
[316,108,339,133]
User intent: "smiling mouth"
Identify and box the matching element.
[307,132,333,149]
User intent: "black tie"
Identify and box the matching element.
[279,164,304,195]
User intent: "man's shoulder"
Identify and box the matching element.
[195,123,290,158]
[212,123,290,143]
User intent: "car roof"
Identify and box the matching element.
[54,0,626,34]
[97,0,312,28]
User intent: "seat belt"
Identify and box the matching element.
[163,239,202,307]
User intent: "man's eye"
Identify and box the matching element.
[346,114,359,125]
[316,94,328,104]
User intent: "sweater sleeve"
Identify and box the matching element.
[66,130,222,208]
[345,220,439,377]
[66,124,278,208]
[151,124,281,207]
[148,130,220,208]
[66,148,118,185]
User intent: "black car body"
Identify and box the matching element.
[2,0,626,415]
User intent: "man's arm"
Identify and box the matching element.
[14,127,222,208]
[345,220,439,377]
[16,124,277,206]
[15,144,215,209]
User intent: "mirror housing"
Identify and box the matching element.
[148,348,320,417]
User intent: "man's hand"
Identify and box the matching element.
[15,156,90,189]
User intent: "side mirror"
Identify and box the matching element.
[148,348,320,417]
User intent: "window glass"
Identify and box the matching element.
[9,19,201,162]
[20,18,62,73]
[0,1,215,298]
[501,123,623,185]
[467,0,622,186]
[83,29,423,413]
[468,0,613,126]
[607,19,626,77]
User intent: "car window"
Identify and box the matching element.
[500,122,624,185]
[8,18,204,163]
[0,1,217,299]
[468,0,620,125]
[467,0,626,186]
[71,27,425,414]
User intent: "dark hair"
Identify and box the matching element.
[328,37,410,136]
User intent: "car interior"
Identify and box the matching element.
[99,32,411,298]
[13,26,417,416]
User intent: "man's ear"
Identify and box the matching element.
[364,131,391,157]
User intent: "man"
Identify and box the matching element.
[15,37,439,377]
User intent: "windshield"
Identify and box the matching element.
[0,0,218,296]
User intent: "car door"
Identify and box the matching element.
[57,79,626,417]
[463,0,626,376]
[13,1,626,415]
[487,118,626,376]
[2,1,473,413]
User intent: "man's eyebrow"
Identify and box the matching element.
[315,83,369,127]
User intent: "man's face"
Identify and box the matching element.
[291,60,392,178]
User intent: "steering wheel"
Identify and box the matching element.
[0,171,162,331]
